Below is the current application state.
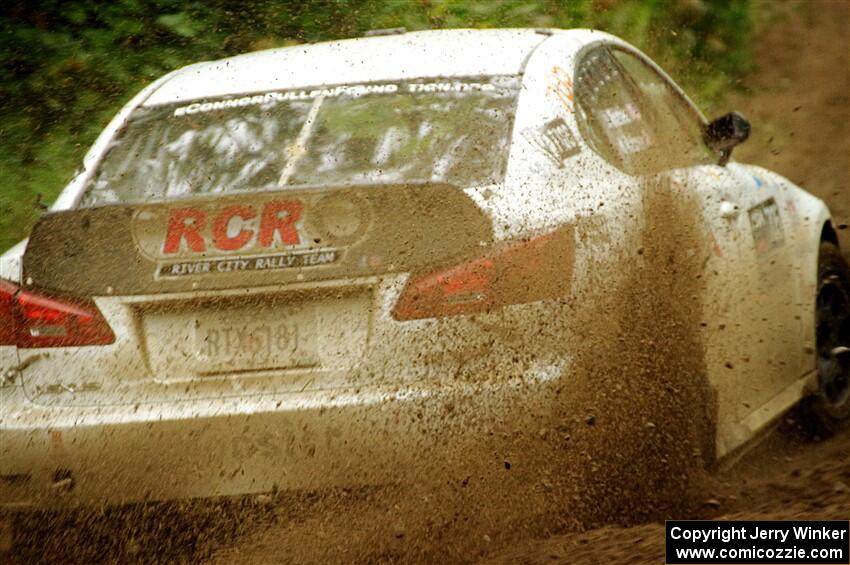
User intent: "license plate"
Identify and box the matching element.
[193,307,319,373]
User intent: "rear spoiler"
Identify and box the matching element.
[23,183,494,296]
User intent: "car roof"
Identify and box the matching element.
[143,28,612,107]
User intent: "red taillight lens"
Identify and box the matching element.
[392,229,574,321]
[0,279,115,348]
[0,279,19,345]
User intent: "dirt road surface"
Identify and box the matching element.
[482,422,850,565]
[733,0,849,255]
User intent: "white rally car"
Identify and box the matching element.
[1,29,848,513]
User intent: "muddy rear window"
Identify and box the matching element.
[80,76,521,207]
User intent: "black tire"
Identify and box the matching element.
[806,241,850,433]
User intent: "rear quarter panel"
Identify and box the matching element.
[744,164,834,360]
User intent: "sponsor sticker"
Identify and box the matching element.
[522,118,581,167]
[156,249,339,278]
[130,191,372,279]
[747,198,785,256]
[172,81,497,117]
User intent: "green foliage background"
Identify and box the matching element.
[0,0,754,251]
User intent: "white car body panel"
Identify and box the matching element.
[0,28,837,509]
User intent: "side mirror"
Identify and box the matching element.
[704,111,750,166]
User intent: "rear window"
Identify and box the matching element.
[81,76,521,207]
[573,47,713,176]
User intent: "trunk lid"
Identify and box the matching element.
[19,183,494,406]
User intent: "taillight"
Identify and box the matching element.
[0,279,18,345]
[392,228,574,321]
[0,279,114,348]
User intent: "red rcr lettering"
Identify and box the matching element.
[259,201,303,247]
[212,205,255,251]
[162,200,302,254]
[163,207,206,254]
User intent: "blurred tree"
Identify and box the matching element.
[0,0,753,250]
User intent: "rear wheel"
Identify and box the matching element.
[808,241,850,431]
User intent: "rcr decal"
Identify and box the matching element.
[130,193,373,278]
[163,201,303,255]
[132,193,373,263]
[748,197,785,256]
[522,118,580,167]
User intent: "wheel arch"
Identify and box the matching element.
[781,189,836,373]
[821,220,840,246]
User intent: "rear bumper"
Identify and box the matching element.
[0,372,561,510]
